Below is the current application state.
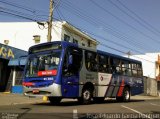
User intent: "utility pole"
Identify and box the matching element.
[47,0,54,42]
[127,51,131,58]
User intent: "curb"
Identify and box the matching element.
[3,92,11,94]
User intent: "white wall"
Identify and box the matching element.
[62,26,96,48]
[0,21,97,51]
[0,22,48,51]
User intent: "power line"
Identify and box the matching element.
[0,0,49,18]
[0,7,46,21]
[56,9,143,54]
[0,0,35,13]
[0,0,156,63]
[0,10,37,21]
[117,0,160,36]
[89,0,160,44]
[107,0,160,38]
[57,1,157,63]
[60,1,151,51]
[62,0,153,50]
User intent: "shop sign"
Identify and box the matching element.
[0,46,14,59]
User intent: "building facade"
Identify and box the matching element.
[0,43,27,92]
[0,21,98,51]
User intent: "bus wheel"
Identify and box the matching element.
[79,88,93,105]
[48,97,62,105]
[123,87,130,102]
[116,87,130,102]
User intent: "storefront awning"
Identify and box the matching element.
[8,58,27,66]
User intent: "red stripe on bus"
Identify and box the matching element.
[117,79,125,97]
[38,70,57,76]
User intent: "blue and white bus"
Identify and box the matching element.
[23,41,143,104]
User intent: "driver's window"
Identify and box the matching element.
[63,47,82,76]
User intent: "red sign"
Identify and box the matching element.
[38,70,57,76]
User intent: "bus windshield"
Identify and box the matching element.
[25,51,61,77]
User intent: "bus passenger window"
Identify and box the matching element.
[121,60,131,76]
[111,58,121,74]
[98,55,109,73]
[137,64,142,76]
[132,63,138,76]
[85,51,98,72]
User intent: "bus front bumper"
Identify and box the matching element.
[23,83,62,97]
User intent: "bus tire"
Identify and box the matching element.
[48,97,62,105]
[78,88,93,105]
[116,87,130,102]
[123,87,130,102]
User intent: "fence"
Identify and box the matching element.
[144,77,159,96]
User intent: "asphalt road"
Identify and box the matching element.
[0,99,160,119]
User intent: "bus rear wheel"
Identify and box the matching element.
[116,87,130,102]
[78,88,93,105]
[48,97,62,105]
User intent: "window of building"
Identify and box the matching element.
[64,34,70,42]
[73,39,78,44]
[82,43,85,46]
[88,41,91,47]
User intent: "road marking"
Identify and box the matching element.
[73,109,78,119]
[121,105,151,119]
[150,103,160,106]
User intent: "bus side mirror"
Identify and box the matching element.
[68,55,73,66]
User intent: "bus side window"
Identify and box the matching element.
[85,51,98,72]
[110,58,121,74]
[137,64,142,76]
[132,63,138,76]
[98,54,109,73]
[121,60,132,76]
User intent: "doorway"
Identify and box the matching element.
[0,58,11,92]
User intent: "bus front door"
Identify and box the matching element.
[62,74,79,97]
[61,47,82,97]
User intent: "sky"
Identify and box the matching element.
[0,0,160,56]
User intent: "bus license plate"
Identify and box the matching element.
[33,89,39,94]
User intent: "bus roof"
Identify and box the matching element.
[29,41,141,64]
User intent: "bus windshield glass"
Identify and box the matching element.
[25,51,61,77]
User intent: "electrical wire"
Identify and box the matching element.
[0,0,156,63]
[89,0,160,45]
[117,0,160,36]
[60,1,151,51]
[107,0,160,38]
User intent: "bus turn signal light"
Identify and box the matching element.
[23,82,35,86]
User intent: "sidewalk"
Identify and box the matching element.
[131,95,160,100]
[0,93,43,106]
